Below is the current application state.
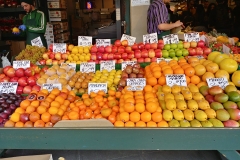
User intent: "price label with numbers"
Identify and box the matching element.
[187,55,204,59]
[78,36,92,46]
[31,36,43,47]
[13,60,30,69]
[163,34,179,44]
[206,78,229,89]
[184,32,200,42]
[126,78,146,91]
[80,62,96,73]
[157,58,172,63]
[166,74,187,87]
[143,33,158,44]
[223,44,230,54]
[53,43,66,53]
[61,63,76,70]
[131,0,150,6]
[100,60,115,72]
[0,82,18,94]
[163,35,171,44]
[88,83,107,94]
[121,34,136,46]
[96,39,111,47]
[41,83,62,92]
[121,61,137,70]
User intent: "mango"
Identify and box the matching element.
[173,109,184,121]
[183,109,194,121]
[162,85,171,93]
[214,93,229,103]
[197,100,210,110]
[209,118,224,127]
[171,85,181,94]
[216,109,230,121]
[208,86,223,96]
[159,100,166,110]
[210,102,224,110]
[204,108,216,118]
[223,120,240,127]
[164,93,174,101]
[227,109,240,120]
[176,100,187,110]
[179,120,191,127]
[168,119,180,127]
[163,110,173,121]
[193,92,204,101]
[190,119,202,127]
[237,101,240,109]
[224,85,237,94]
[187,100,198,111]
[188,84,199,93]
[157,92,165,100]
[199,86,209,96]
[165,99,176,111]
[182,90,192,100]
[201,120,213,127]
[157,86,162,92]
[173,93,184,101]
[227,91,240,102]
[195,110,208,121]
[223,101,238,109]
[180,86,189,92]
[205,94,215,103]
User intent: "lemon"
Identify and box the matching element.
[84,48,89,53]
[108,75,114,80]
[76,61,81,64]
[102,69,108,73]
[71,47,79,54]
[116,70,122,75]
[73,55,79,61]
[79,55,84,61]
[115,74,121,78]
[114,78,120,85]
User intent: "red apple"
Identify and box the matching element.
[16,86,23,94]
[3,66,12,75]
[105,46,112,53]
[10,77,19,82]
[5,68,15,78]
[0,77,10,82]
[90,45,98,53]
[131,44,138,50]
[24,68,34,77]
[190,41,197,48]
[27,76,37,86]
[23,86,32,94]
[125,46,132,53]
[197,40,205,48]
[102,53,108,60]
[54,53,62,60]
[34,73,40,79]
[39,60,46,65]
[150,43,158,49]
[114,40,121,47]
[148,49,155,58]
[144,58,151,63]
[188,48,197,56]
[114,53,121,60]
[97,46,105,53]
[137,58,144,63]
[134,50,141,58]
[112,46,118,53]
[118,46,125,53]
[61,53,68,60]
[196,47,203,55]
[49,53,55,60]
[121,53,128,60]
[158,40,164,44]
[42,53,49,60]
[32,85,41,92]
[121,40,128,47]
[203,48,212,55]
[52,60,59,65]
[151,57,157,62]
[144,43,151,50]
[138,43,145,50]
[107,53,114,60]
[91,53,97,60]
[157,43,164,49]
[155,49,162,58]
[141,49,149,58]
[97,53,103,60]
[41,66,48,73]
[183,42,190,49]
[15,68,25,77]
[18,77,28,87]
[128,53,134,59]
[49,44,53,52]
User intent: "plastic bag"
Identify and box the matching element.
[1,52,11,68]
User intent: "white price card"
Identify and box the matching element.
[184,32,200,42]
[187,55,204,59]
[31,36,43,47]
[131,0,150,6]
[78,36,92,46]
[166,74,187,87]
[61,63,76,70]
[121,34,136,46]
[80,62,96,73]
[13,60,30,69]
[162,35,171,45]
[162,34,179,44]
[53,43,66,53]
[143,33,158,44]
[96,39,111,47]
[157,58,164,63]
[41,83,62,92]
[88,83,107,94]
[100,60,115,72]
[126,78,146,91]
[0,82,18,94]
[223,44,230,54]
[206,78,229,89]
[121,61,137,70]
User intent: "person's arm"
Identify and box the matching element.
[28,10,46,34]
[158,21,183,30]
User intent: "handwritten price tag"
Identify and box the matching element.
[78,36,92,46]
[206,78,229,89]
[88,83,107,94]
[53,43,66,53]
[184,32,200,42]
[121,61,137,70]
[61,63,76,70]
[96,39,111,47]
[126,78,146,91]
[121,34,136,46]
[166,74,187,87]
[162,35,171,44]
[187,55,204,59]
[100,60,115,72]
[80,62,96,73]
[143,33,158,44]
[0,82,18,94]
[157,58,171,63]
[31,36,43,47]
[42,83,62,92]
[13,60,30,69]
[163,34,179,44]
[223,44,230,54]
[131,0,150,6]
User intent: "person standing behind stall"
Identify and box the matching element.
[19,0,47,48]
[147,0,184,39]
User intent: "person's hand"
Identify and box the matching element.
[19,25,26,31]
[174,20,185,29]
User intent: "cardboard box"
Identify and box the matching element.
[47,2,66,8]
[9,41,26,57]
[0,154,53,160]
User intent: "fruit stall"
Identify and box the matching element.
[0,32,240,159]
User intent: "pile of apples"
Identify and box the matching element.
[183,40,212,57]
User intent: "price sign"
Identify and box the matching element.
[143,33,158,44]
[187,55,204,59]
[61,63,76,70]
[166,74,187,87]
[0,82,18,94]
[121,34,136,46]
[223,44,230,54]
[163,34,179,44]
[157,58,164,63]
[78,36,92,46]
[131,0,150,6]
[96,39,111,47]
[162,35,171,44]
[184,32,200,42]
[53,43,66,53]
[80,62,96,73]
[126,78,146,91]
[206,78,229,89]
[88,83,107,94]
[13,60,30,69]
[100,60,115,72]
[229,38,235,45]
[42,83,62,92]
[121,61,137,70]
[31,36,43,47]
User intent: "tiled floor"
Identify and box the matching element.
[1,150,227,160]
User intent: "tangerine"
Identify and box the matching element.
[158,120,169,127]
[147,121,157,127]
[140,111,151,122]
[20,100,31,109]
[190,75,201,84]
[37,106,47,114]
[119,112,130,122]
[147,77,158,86]
[194,64,206,76]
[4,120,15,127]
[69,111,79,120]
[146,102,158,113]
[15,121,24,128]
[129,111,140,122]
[29,112,40,123]
[124,121,135,127]
[151,112,162,122]
[135,103,145,113]
[34,120,45,127]
[41,112,51,122]
[135,121,146,127]
[114,120,125,127]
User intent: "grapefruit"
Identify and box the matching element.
[207,52,221,61]
[219,58,238,74]
[194,64,206,76]
[215,70,230,80]
[231,71,240,87]
[213,54,229,64]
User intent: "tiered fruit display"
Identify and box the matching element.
[15,45,46,64]
[66,45,91,64]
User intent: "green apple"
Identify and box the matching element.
[177,43,184,49]
[172,57,178,61]
[169,51,175,58]
[162,50,169,58]
[178,56,184,60]
[170,44,177,49]
[176,50,183,57]
[179,41,183,43]
[182,49,189,56]
[164,44,171,50]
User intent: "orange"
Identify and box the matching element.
[188,57,199,63]
[97,90,106,96]
[20,100,31,109]
[30,100,40,108]
[95,114,103,119]
[190,75,201,84]
[124,102,135,113]
[29,112,40,123]
[69,111,79,120]
[108,90,116,96]
[84,110,93,119]
[135,99,145,104]
[202,60,213,66]
[153,71,161,78]
[144,92,155,99]
[51,101,61,108]
[125,98,135,104]
[83,98,92,106]
[108,115,116,124]
[82,93,89,99]
[206,63,219,73]
[10,112,20,122]
[184,67,195,77]
[114,120,125,127]
[45,122,54,127]
[40,101,50,108]
[156,106,162,113]
[15,121,24,128]
[152,66,161,72]
[63,100,70,107]
[186,76,191,84]
[40,89,49,95]
[37,106,47,114]
[171,64,181,70]
[69,103,76,109]
[190,61,200,67]
[57,108,64,116]
[194,64,206,76]
[178,58,187,63]
[181,64,191,70]
[4,120,15,127]
[135,121,146,127]
[144,85,153,92]
[202,72,215,82]
[115,92,121,98]
[134,91,143,96]
[51,88,60,95]
[135,103,145,113]
[146,102,158,113]
[158,76,166,85]
[179,62,188,67]
[140,111,151,122]
[24,121,34,127]
[48,94,56,100]
[163,68,173,76]
[197,81,208,88]
[45,97,53,103]
[90,103,99,111]
[151,112,162,122]
[48,106,59,115]
[124,121,135,127]
[61,88,69,94]
[147,121,157,127]
[173,68,184,74]
[112,106,119,113]
[15,107,25,114]
[147,77,158,86]
[25,106,36,114]
[41,112,51,122]
[67,95,75,102]
[162,65,171,71]
[95,95,103,103]
[119,112,129,122]
[55,96,65,105]
[158,120,169,127]
[34,120,45,127]
[168,60,178,65]
[129,111,141,122]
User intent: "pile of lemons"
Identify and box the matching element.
[66,45,91,64]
